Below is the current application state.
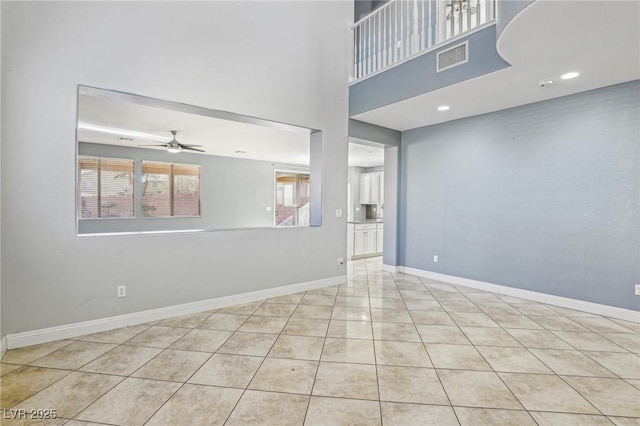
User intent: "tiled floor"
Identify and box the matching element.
[1,257,639,425]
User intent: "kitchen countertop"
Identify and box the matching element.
[348,219,383,224]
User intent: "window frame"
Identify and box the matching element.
[77,155,135,220]
[141,160,201,219]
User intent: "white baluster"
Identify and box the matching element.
[428,0,433,47]
[458,2,463,35]
[377,12,381,70]
[467,0,472,31]
[368,19,372,75]
[406,0,411,57]
[383,8,387,67]
[411,0,419,54]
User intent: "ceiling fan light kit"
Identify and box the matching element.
[138,130,205,153]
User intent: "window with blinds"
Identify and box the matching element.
[142,161,201,217]
[78,156,134,219]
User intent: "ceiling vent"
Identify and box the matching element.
[436,41,469,72]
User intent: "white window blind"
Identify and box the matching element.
[78,156,134,219]
[142,161,200,217]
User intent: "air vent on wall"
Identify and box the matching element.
[436,41,468,72]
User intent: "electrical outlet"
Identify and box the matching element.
[336,209,343,218]
[337,257,344,265]
[433,255,438,263]
[635,284,640,296]
[117,285,126,298]
[266,206,272,212]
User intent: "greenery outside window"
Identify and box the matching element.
[78,156,134,219]
[142,161,201,217]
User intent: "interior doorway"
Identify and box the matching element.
[274,171,310,227]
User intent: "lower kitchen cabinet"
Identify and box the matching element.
[348,222,383,259]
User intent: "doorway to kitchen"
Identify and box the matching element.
[274,170,310,227]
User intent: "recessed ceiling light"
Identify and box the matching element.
[363,163,369,166]
[561,72,580,80]
[437,105,450,111]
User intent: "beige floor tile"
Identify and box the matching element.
[188,353,263,388]
[368,288,402,299]
[601,333,640,353]
[438,369,522,410]
[0,363,21,376]
[269,335,324,360]
[80,325,150,344]
[609,319,640,333]
[627,379,640,390]
[449,312,499,327]
[291,304,333,320]
[254,303,298,317]
[217,301,263,315]
[476,346,552,373]
[132,349,210,382]
[267,293,304,304]
[488,314,543,329]
[374,341,432,367]
[409,311,455,325]
[321,338,376,364]
[0,366,71,408]
[75,377,181,425]
[198,313,249,331]
[332,307,371,321]
[499,372,598,414]
[426,344,491,371]
[454,407,537,426]
[378,365,449,404]
[432,292,468,302]
[476,302,521,315]
[515,304,558,316]
[335,296,370,308]
[461,327,522,347]
[400,290,434,301]
[530,411,617,425]
[301,294,336,306]
[553,331,628,352]
[15,372,122,418]
[146,384,242,426]
[282,318,329,337]
[29,341,117,370]
[529,348,617,377]
[217,332,277,356]
[396,282,428,291]
[584,351,640,379]
[225,390,309,426]
[564,376,640,417]
[506,328,574,349]
[327,320,373,339]
[416,325,471,345]
[440,301,483,313]
[381,402,458,426]
[528,315,588,331]
[169,329,232,352]
[308,286,339,296]
[305,396,381,426]
[238,316,288,334]
[79,345,161,376]
[249,357,317,394]
[373,322,421,342]
[371,308,413,324]
[572,317,638,333]
[497,295,531,304]
[124,326,190,349]
[312,362,379,400]
[2,340,74,365]
[609,417,640,426]
[369,297,406,310]
[338,287,369,297]
[465,293,503,303]
[156,312,212,328]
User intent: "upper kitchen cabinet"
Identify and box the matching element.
[360,171,384,204]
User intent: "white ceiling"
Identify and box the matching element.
[348,142,385,167]
[351,0,640,131]
[78,93,311,165]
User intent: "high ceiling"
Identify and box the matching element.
[351,0,640,131]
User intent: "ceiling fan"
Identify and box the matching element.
[138,130,204,153]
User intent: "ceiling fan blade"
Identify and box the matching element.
[138,144,168,147]
[183,146,205,152]
[179,144,203,148]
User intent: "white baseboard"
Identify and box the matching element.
[382,264,399,273]
[6,275,347,350]
[400,266,640,323]
[1,336,7,360]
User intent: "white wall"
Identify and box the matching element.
[1,1,351,334]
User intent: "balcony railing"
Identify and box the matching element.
[351,0,495,81]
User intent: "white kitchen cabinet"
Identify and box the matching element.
[350,222,383,258]
[360,172,384,204]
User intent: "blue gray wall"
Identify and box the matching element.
[350,25,510,116]
[399,81,640,310]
